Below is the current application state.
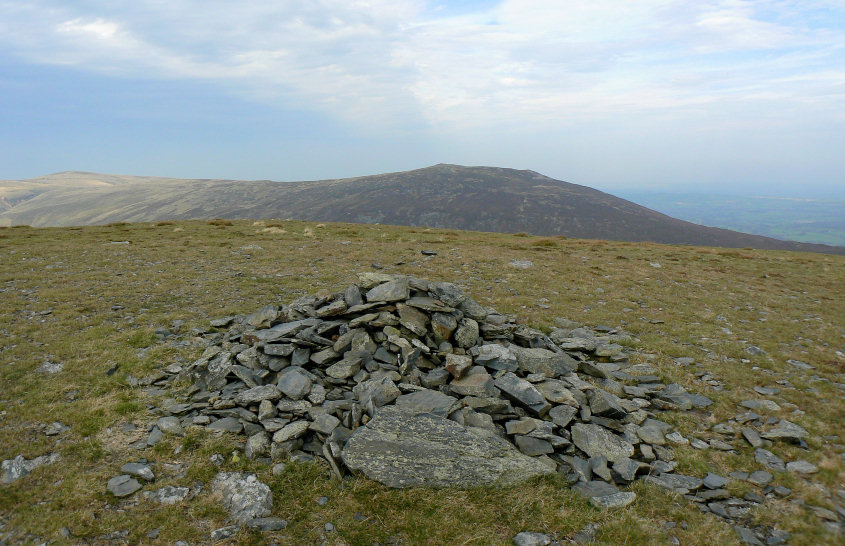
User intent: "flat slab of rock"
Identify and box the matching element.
[511,346,577,377]
[572,480,619,499]
[1,453,60,484]
[761,420,808,443]
[365,278,410,302]
[571,423,634,462]
[120,462,155,481]
[394,390,460,418]
[143,485,190,505]
[235,385,282,405]
[107,475,142,497]
[341,406,554,488]
[589,491,636,509]
[211,472,273,523]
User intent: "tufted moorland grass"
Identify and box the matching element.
[0,219,842,544]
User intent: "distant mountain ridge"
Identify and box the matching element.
[2,164,843,255]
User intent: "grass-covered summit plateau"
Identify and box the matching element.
[1,219,843,545]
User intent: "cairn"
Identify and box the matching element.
[164,272,716,506]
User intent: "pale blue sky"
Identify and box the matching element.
[1,1,844,197]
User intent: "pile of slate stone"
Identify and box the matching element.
[163,273,719,508]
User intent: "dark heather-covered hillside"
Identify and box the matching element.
[1,164,843,254]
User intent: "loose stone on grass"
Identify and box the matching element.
[210,472,273,524]
[107,475,142,498]
[1,453,60,484]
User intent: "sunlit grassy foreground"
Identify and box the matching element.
[0,220,842,544]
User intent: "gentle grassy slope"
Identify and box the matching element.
[0,220,843,545]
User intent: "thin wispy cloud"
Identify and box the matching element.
[3,1,842,124]
[0,1,843,193]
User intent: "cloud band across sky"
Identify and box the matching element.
[1,0,843,195]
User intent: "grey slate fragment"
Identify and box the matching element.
[394,390,460,418]
[143,485,190,505]
[643,474,702,494]
[325,357,362,380]
[210,526,240,542]
[156,416,185,436]
[211,472,273,523]
[761,420,808,443]
[430,281,466,306]
[572,480,619,499]
[589,455,612,482]
[147,426,163,446]
[453,318,480,348]
[445,353,473,378]
[272,420,310,443]
[450,368,497,397]
[398,303,429,336]
[747,470,773,486]
[563,455,592,482]
[786,460,818,474]
[107,475,142,497]
[548,404,577,428]
[742,427,764,448]
[245,432,271,459]
[511,346,577,377]
[494,372,551,416]
[340,407,553,488]
[1,453,60,484]
[734,526,764,546]
[697,488,730,501]
[309,414,341,435]
[786,359,814,370]
[535,380,580,406]
[611,457,644,482]
[514,435,554,456]
[636,423,666,445]
[702,473,729,489]
[458,297,488,321]
[344,284,364,307]
[354,377,401,413]
[589,491,636,509]
[740,399,780,412]
[588,388,627,418]
[45,421,69,436]
[236,384,283,406]
[277,368,312,400]
[657,473,703,492]
[506,418,537,435]
[571,423,634,462]
[120,462,155,481]
[755,448,785,471]
[207,417,243,434]
[365,279,410,303]
[472,344,518,372]
[245,305,279,327]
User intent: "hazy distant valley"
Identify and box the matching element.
[621,192,845,247]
